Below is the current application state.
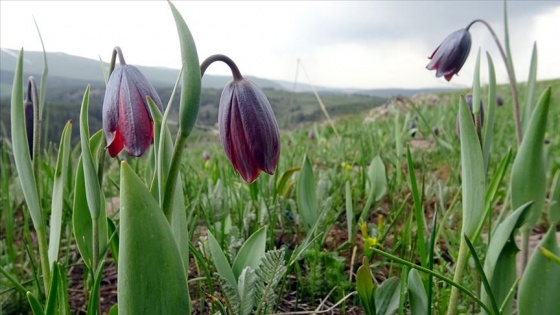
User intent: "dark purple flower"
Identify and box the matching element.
[202,151,211,161]
[496,95,503,106]
[409,121,417,138]
[218,78,280,183]
[102,65,163,158]
[432,126,440,136]
[456,95,484,135]
[308,130,315,140]
[427,29,471,81]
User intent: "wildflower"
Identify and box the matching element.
[409,121,417,138]
[218,78,280,183]
[496,95,503,106]
[308,130,315,140]
[426,29,471,81]
[202,151,211,161]
[102,48,163,158]
[432,126,440,136]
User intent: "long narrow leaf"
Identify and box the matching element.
[297,155,318,230]
[522,42,538,134]
[48,120,72,266]
[481,201,533,315]
[511,88,551,229]
[482,53,497,173]
[10,49,43,231]
[458,95,485,238]
[408,269,427,315]
[79,86,101,220]
[168,0,201,136]
[407,147,427,266]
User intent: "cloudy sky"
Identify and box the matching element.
[1,1,559,90]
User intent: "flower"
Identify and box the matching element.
[218,78,280,183]
[496,95,504,107]
[409,121,417,138]
[307,130,315,140]
[102,63,163,157]
[432,126,440,136]
[426,29,471,81]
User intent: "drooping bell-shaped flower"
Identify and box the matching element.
[426,29,472,81]
[102,48,163,158]
[218,78,280,183]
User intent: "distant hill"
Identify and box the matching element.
[0,48,455,98]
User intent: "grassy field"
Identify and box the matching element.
[1,73,558,314]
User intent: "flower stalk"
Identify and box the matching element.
[466,19,521,144]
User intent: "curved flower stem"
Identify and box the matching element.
[467,19,521,144]
[200,54,243,80]
[109,46,127,75]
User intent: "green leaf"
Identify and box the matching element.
[408,269,427,315]
[511,88,551,229]
[44,262,60,315]
[518,225,560,314]
[407,147,427,266]
[48,120,72,266]
[297,155,318,230]
[109,305,118,315]
[549,170,560,225]
[482,53,497,173]
[87,260,105,315]
[168,0,201,137]
[276,167,300,198]
[27,291,45,315]
[356,259,376,315]
[481,201,532,315]
[232,226,267,280]
[522,42,538,134]
[117,162,189,314]
[73,158,93,268]
[79,85,101,220]
[237,267,257,315]
[208,230,237,288]
[458,95,486,238]
[476,148,513,242]
[10,49,43,232]
[345,181,354,242]
[367,155,387,203]
[464,235,499,315]
[375,276,400,315]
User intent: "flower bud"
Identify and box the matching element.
[102,54,163,158]
[426,29,471,81]
[218,78,280,183]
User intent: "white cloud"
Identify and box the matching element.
[1,1,558,89]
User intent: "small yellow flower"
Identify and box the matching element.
[365,237,378,249]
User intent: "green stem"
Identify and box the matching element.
[92,217,100,314]
[36,227,50,294]
[162,131,188,222]
[466,19,521,145]
[521,228,529,273]
[447,237,470,315]
[371,247,492,315]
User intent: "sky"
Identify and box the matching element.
[1,1,559,90]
